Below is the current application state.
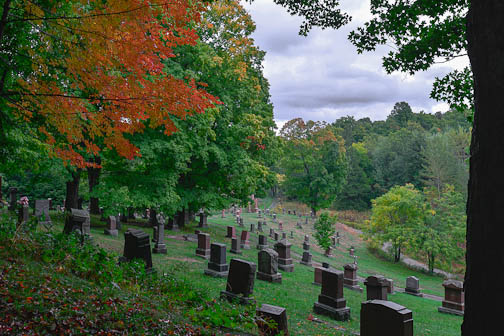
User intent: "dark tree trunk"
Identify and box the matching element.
[463,2,504,334]
[87,156,101,215]
[65,169,81,212]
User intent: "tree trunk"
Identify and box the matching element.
[87,156,101,215]
[65,169,81,212]
[463,2,504,334]
[393,245,401,262]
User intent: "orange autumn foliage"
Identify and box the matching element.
[14,0,219,167]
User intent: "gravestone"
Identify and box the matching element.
[204,243,229,278]
[305,217,309,225]
[8,187,17,211]
[269,228,274,238]
[115,214,122,230]
[281,232,287,240]
[120,228,153,271]
[250,223,255,233]
[257,235,268,249]
[313,263,331,285]
[258,221,263,232]
[166,217,179,231]
[349,247,355,256]
[257,248,282,283]
[230,237,242,255]
[364,275,388,301]
[290,231,293,238]
[343,263,363,292]
[274,239,294,272]
[438,280,464,316]
[195,233,211,259]
[34,199,52,228]
[198,212,208,228]
[384,278,395,294]
[239,217,244,227]
[300,235,312,266]
[66,208,91,237]
[256,304,289,336]
[296,222,302,229]
[405,276,423,297]
[18,205,29,224]
[220,259,256,305]
[278,222,283,231]
[360,300,413,336]
[153,216,167,254]
[274,232,279,241]
[313,268,350,321]
[240,230,251,249]
[273,213,277,220]
[104,216,118,236]
[226,226,236,238]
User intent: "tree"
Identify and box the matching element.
[413,185,466,274]
[387,102,415,130]
[314,212,336,255]
[1,0,218,167]
[280,118,346,215]
[367,184,425,262]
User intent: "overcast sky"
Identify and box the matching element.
[242,0,469,128]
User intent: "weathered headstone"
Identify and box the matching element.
[281,232,287,240]
[438,280,464,316]
[230,237,242,255]
[220,259,256,304]
[256,304,289,336]
[120,228,153,271]
[34,199,52,228]
[364,275,388,301]
[8,187,17,211]
[204,243,229,278]
[269,228,274,238]
[240,230,251,249]
[226,226,236,238]
[274,232,279,241]
[250,223,255,233]
[257,234,268,249]
[104,215,118,236]
[198,212,208,228]
[274,239,294,272]
[153,216,167,254]
[360,300,413,336]
[258,221,263,232]
[65,208,91,237]
[278,221,283,231]
[405,276,422,297]
[343,263,363,292]
[257,248,282,283]
[384,278,395,294]
[313,268,350,321]
[18,204,29,225]
[195,233,211,259]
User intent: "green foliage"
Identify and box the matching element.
[367,184,425,262]
[314,212,336,251]
[280,118,347,214]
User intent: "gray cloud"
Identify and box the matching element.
[243,0,468,123]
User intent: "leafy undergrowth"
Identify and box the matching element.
[0,213,256,335]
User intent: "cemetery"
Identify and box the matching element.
[2,0,490,334]
[0,195,464,335]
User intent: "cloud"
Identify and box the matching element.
[242,0,469,124]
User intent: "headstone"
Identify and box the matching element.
[305,217,309,225]
[18,205,29,224]
[274,239,294,272]
[278,221,283,231]
[115,214,122,230]
[349,247,355,256]
[166,217,179,231]
[343,263,363,292]
[220,259,256,305]
[438,280,464,316]
[239,217,244,227]
[120,228,153,271]
[104,215,118,236]
[384,278,395,294]
[66,208,91,237]
[274,232,279,241]
[153,216,167,254]
[332,236,337,247]
[198,212,208,228]
[256,304,289,336]
[250,223,255,233]
[281,232,287,240]
[240,230,251,249]
[313,267,323,286]
[204,243,229,278]
[360,300,413,336]
[288,210,291,215]
[290,231,293,238]
[300,238,312,266]
[269,228,274,238]
[34,199,52,228]
[257,248,282,283]
[404,276,423,297]
[230,237,242,255]
[258,221,263,232]
[226,226,236,238]
[273,213,277,220]
[364,275,388,301]
[257,234,268,249]
[8,187,17,211]
[296,222,302,229]
[313,268,350,321]
[195,233,211,259]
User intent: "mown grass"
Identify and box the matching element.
[82,201,462,336]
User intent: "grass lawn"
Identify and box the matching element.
[78,200,463,336]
